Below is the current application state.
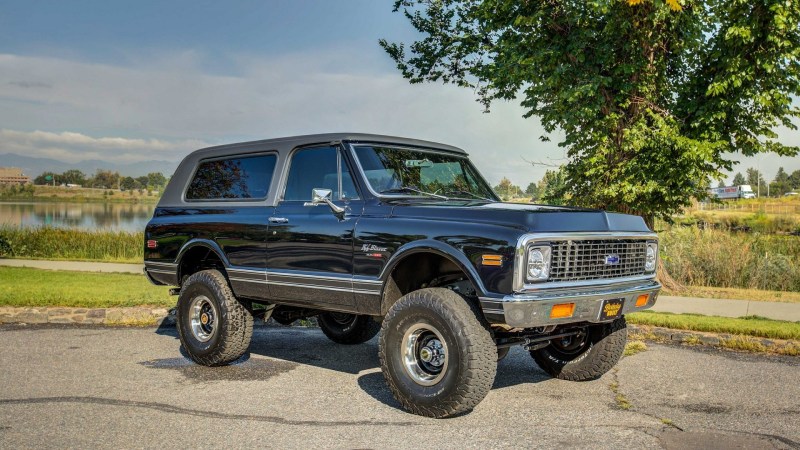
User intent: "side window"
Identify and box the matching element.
[283,146,359,201]
[186,154,277,200]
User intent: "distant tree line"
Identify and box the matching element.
[729,167,800,197]
[34,169,168,191]
[497,165,800,203]
[493,168,567,203]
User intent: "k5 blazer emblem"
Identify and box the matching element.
[604,254,620,265]
[361,244,388,253]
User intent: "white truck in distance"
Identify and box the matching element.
[709,185,756,199]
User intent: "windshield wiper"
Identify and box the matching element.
[379,185,449,200]
[439,189,494,202]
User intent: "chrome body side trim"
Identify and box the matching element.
[145,268,175,275]
[144,261,178,268]
[143,264,382,296]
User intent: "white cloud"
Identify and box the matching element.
[0,129,206,163]
[0,50,798,185]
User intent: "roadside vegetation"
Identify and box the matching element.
[0,184,161,203]
[0,267,172,308]
[0,226,143,263]
[659,226,800,292]
[627,311,800,341]
[669,197,800,234]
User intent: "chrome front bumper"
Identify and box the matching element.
[479,279,661,328]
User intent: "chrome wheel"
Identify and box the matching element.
[401,323,448,386]
[189,295,217,342]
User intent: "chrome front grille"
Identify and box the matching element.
[548,239,648,282]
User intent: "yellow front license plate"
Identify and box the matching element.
[599,298,624,320]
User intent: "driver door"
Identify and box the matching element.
[266,145,363,308]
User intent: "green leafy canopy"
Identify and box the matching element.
[380,0,800,222]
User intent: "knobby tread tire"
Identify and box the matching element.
[531,316,627,381]
[318,313,381,345]
[378,288,497,418]
[177,269,253,366]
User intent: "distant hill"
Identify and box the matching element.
[0,153,179,178]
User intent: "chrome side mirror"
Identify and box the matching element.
[304,188,345,215]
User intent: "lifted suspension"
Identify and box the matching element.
[494,327,585,351]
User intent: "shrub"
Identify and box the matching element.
[659,227,800,291]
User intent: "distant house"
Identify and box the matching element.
[0,167,31,185]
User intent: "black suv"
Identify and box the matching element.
[144,133,660,418]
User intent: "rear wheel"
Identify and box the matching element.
[530,317,627,381]
[176,269,253,366]
[318,312,381,345]
[379,288,497,418]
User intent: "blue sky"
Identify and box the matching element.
[0,0,797,185]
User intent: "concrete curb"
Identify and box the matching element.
[628,324,799,356]
[0,306,176,326]
[0,306,313,328]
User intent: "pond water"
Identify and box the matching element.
[0,201,156,232]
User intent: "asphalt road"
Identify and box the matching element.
[0,325,798,449]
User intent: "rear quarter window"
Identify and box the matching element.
[185,154,277,201]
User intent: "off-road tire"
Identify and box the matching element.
[176,269,253,366]
[379,288,497,418]
[318,312,381,345]
[530,317,627,381]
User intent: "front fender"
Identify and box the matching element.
[379,239,489,297]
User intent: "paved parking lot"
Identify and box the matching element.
[0,325,798,449]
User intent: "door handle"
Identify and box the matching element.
[269,217,289,224]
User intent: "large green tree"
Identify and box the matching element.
[60,169,86,186]
[770,166,791,196]
[380,0,800,222]
[493,176,522,200]
[789,169,800,189]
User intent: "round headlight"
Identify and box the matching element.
[645,244,657,272]
[528,248,546,279]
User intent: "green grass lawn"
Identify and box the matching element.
[627,311,800,341]
[0,266,174,308]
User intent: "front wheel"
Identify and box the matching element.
[318,312,380,345]
[379,288,497,418]
[530,317,627,381]
[176,269,253,366]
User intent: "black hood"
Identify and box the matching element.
[387,201,651,233]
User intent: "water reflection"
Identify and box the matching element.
[0,202,155,232]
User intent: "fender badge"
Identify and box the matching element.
[361,244,388,253]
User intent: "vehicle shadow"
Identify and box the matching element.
[153,326,552,411]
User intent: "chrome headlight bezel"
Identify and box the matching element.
[526,245,552,282]
[645,242,658,273]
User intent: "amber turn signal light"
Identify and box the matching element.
[635,294,649,307]
[481,254,503,266]
[550,302,575,319]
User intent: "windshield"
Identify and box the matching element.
[352,145,497,201]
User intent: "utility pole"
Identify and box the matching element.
[757,169,761,198]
